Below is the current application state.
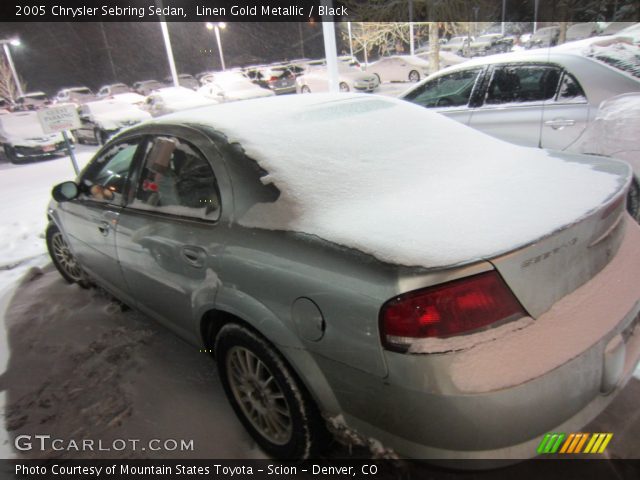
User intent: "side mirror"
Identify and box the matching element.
[52,181,79,202]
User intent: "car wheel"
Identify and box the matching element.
[4,145,21,164]
[409,70,420,82]
[95,129,109,146]
[300,85,311,94]
[46,224,89,287]
[627,178,640,224]
[339,82,350,92]
[374,73,381,84]
[215,323,328,459]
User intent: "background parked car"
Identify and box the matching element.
[255,65,297,95]
[133,80,165,96]
[401,37,640,216]
[165,74,200,90]
[14,91,50,110]
[97,83,133,98]
[469,33,515,55]
[566,22,601,43]
[401,39,640,151]
[0,111,67,163]
[367,55,431,83]
[73,99,151,145]
[441,36,472,56]
[296,62,379,93]
[144,86,217,117]
[198,73,275,102]
[525,26,560,48]
[54,87,95,105]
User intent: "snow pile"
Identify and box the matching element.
[0,148,95,268]
[450,220,640,393]
[576,92,640,172]
[164,94,624,268]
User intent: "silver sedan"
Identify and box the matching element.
[400,39,640,219]
[46,94,640,460]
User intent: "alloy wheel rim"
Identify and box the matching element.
[226,346,293,445]
[51,232,83,281]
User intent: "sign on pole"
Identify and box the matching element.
[37,104,81,175]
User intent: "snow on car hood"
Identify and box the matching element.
[0,112,63,146]
[91,108,151,130]
[162,94,626,268]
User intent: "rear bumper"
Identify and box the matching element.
[325,219,640,459]
[10,142,68,160]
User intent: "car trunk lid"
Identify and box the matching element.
[490,154,632,318]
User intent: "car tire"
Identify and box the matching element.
[409,70,420,82]
[95,129,109,146]
[300,85,311,94]
[46,224,89,287]
[215,323,328,459]
[627,178,640,224]
[339,82,350,92]
[4,145,21,164]
[374,73,381,84]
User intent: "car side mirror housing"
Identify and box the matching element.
[52,181,80,202]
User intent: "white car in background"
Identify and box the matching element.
[110,92,147,107]
[367,55,431,83]
[144,87,218,117]
[0,111,67,163]
[73,99,151,145]
[296,63,379,93]
[401,37,640,219]
[415,50,469,71]
[97,83,133,98]
[54,87,95,105]
[198,74,274,102]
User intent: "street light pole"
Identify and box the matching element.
[1,38,24,99]
[207,22,226,71]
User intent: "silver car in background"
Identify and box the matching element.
[400,40,640,218]
[45,95,640,460]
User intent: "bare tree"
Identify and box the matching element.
[0,57,22,103]
[343,0,471,71]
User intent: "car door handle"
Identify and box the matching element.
[544,118,576,129]
[97,221,110,236]
[181,246,206,268]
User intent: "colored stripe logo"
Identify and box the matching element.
[537,433,613,454]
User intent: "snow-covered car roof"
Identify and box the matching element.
[156,93,625,269]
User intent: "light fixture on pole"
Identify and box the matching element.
[206,22,226,71]
[0,37,24,99]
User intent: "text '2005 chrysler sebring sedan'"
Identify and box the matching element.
[46,94,640,460]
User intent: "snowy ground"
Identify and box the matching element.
[0,131,639,463]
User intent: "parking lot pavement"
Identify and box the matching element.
[1,266,639,464]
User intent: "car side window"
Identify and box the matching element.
[131,136,221,221]
[556,72,587,103]
[404,68,483,108]
[78,139,143,205]
[485,65,561,105]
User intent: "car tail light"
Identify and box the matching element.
[380,271,526,352]
[268,76,279,83]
